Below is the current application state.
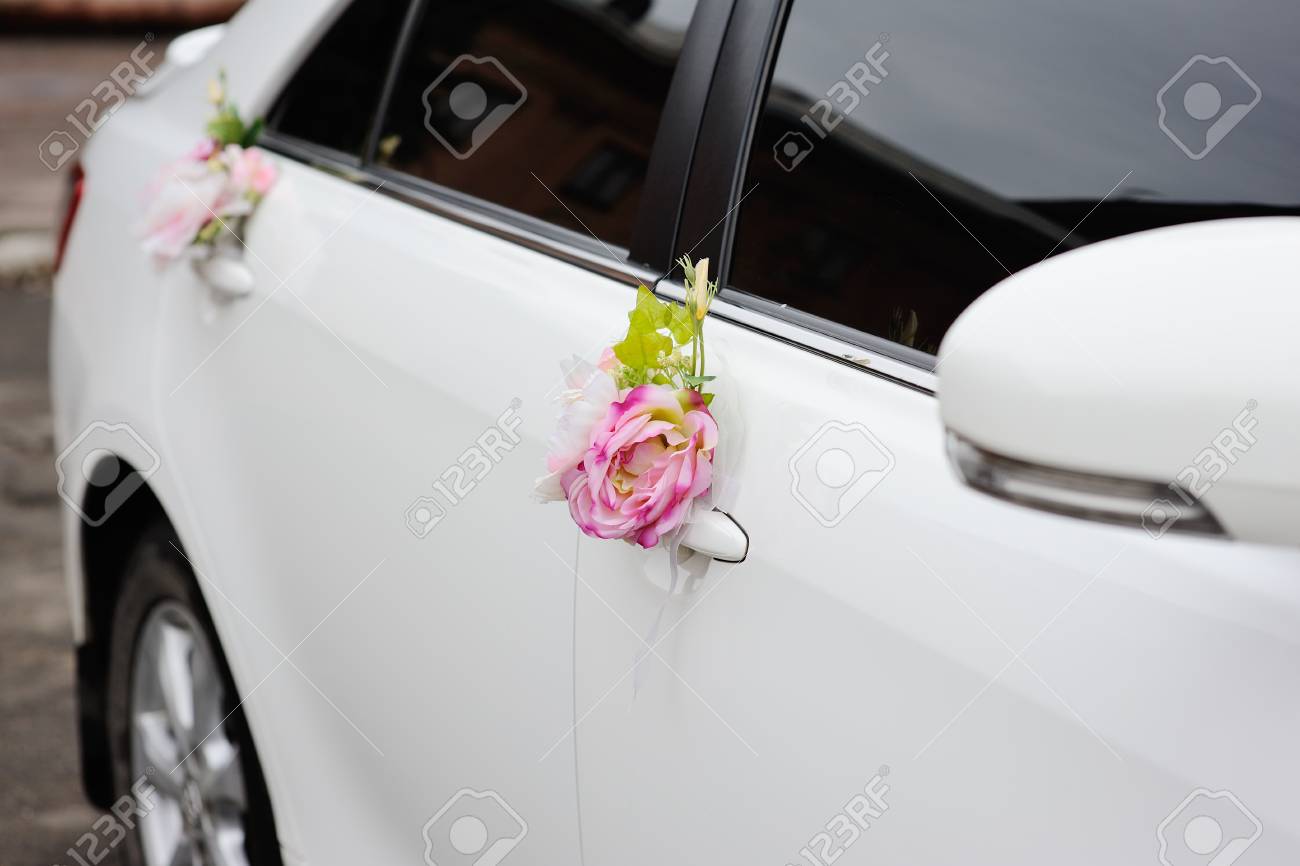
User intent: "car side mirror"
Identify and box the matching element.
[937,217,1300,546]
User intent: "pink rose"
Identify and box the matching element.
[187,138,217,161]
[140,143,276,260]
[563,385,717,549]
[224,145,278,198]
[596,346,620,374]
[139,160,229,259]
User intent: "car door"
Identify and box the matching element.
[153,0,707,862]
[573,1,1300,864]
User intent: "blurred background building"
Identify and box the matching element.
[0,0,241,27]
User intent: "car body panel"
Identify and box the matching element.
[572,308,1300,864]
[48,0,1300,864]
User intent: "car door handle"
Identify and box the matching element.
[193,254,255,299]
[680,509,748,563]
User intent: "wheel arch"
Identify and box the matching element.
[75,456,177,808]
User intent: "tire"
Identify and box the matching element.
[103,522,282,866]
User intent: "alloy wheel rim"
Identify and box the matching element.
[129,601,251,866]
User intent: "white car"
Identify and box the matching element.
[50,0,1300,864]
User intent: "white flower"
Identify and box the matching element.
[138,160,230,260]
[534,356,619,501]
[691,257,711,320]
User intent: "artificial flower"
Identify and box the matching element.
[139,161,232,259]
[139,70,274,260]
[689,257,711,320]
[225,144,278,199]
[538,257,721,549]
[188,138,217,161]
[535,358,619,502]
[564,385,718,549]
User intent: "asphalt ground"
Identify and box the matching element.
[0,32,157,866]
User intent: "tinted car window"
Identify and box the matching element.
[374,0,697,250]
[268,0,410,157]
[730,0,1300,356]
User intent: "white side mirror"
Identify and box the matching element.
[938,217,1300,546]
[166,24,227,68]
[135,25,227,98]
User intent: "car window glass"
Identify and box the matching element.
[729,0,1300,356]
[268,0,411,157]
[374,0,698,251]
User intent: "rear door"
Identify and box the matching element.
[155,0,706,862]
[572,1,1300,864]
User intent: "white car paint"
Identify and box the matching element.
[50,0,1300,864]
[940,217,1300,546]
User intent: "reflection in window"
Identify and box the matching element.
[376,0,697,251]
[268,0,409,157]
[731,0,1300,356]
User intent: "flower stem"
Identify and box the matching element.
[697,321,706,381]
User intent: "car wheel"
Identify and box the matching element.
[104,523,281,866]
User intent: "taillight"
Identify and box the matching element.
[53,163,84,274]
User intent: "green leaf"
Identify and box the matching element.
[627,285,670,333]
[701,392,715,406]
[666,302,694,344]
[206,111,245,147]
[681,374,716,387]
[240,117,265,148]
[194,219,223,244]
[613,329,672,371]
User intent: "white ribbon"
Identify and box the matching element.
[631,518,690,697]
[630,335,743,698]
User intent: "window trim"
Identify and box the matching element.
[366,159,636,263]
[264,125,934,395]
[260,128,659,291]
[265,127,363,171]
[266,0,712,269]
[369,0,715,269]
[655,277,935,394]
[677,0,939,391]
[261,0,420,167]
[364,0,425,167]
[629,0,738,270]
[262,0,936,393]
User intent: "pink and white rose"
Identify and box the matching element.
[225,144,278,198]
[559,384,717,549]
[140,140,277,260]
[537,259,721,550]
[138,157,230,260]
[534,358,620,502]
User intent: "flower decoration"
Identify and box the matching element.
[537,257,721,549]
[140,70,276,260]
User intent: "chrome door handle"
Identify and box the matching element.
[193,253,255,299]
[680,509,748,563]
